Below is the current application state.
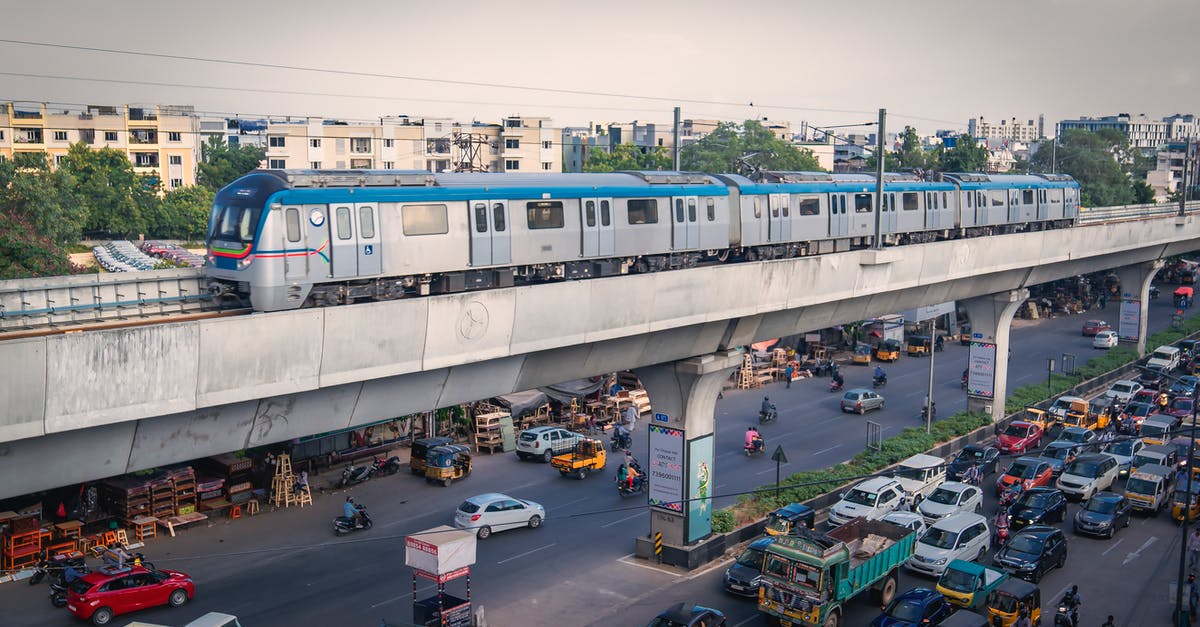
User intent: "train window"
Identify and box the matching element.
[401,203,449,236]
[977,192,986,207]
[942,192,948,207]
[600,200,611,226]
[854,193,872,213]
[965,193,972,208]
[991,191,1005,207]
[335,206,353,240]
[285,208,301,243]
[772,202,779,218]
[585,200,596,227]
[798,198,820,216]
[706,198,715,221]
[782,201,789,217]
[903,192,918,211]
[474,203,488,233]
[526,201,564,229]
[753,196,762,219]
[493,203,506,231]
[688,198,697,222]
[628,199,658,224]
[674,198,685,223]
[359,206,375,239]
[1023,190,1034,204]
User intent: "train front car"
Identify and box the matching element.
[205,171,291,310]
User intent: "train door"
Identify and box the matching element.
[330,203,359,278]
[884,193,898,233]
[924,192,936,230]
[686,197,700,248]
[581,199,599,257]
[671,196,700,249]
[354,203,381,276]
[282,205,308,281]
[833,193,850,237]
[468,199,510,266]
[1035,190,1048,221]
[491,201,511,264]
[769,194,791,241]
[596,198,615,256]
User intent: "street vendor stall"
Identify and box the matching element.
[406,525,476,627]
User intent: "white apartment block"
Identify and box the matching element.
[0,102,201,189]
[1057,113,1194,151]
[968,115,1044,145]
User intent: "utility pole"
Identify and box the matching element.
[926,318,935,434]
[874,108,886,250]
[1181,136,1190,217]
[672,107,681,171]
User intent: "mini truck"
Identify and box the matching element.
[758,517,916,627]
[550,437,606,479]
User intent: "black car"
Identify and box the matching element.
[1008,487,1068,530]
[647,603,727,627]
[993,525,1068,583]
[1139,366,1166,390]
[948,445,1001,481]
[1073,493,1132,539]
[723,537,772,597]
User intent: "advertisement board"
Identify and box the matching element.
[967,341,997,398]
[1118,299,1141,341]
[648,425,684,512]
[686,434,714,543]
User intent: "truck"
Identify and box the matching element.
[1125,463,1176,514]
[757,517,916,627]
[549,437,606,479]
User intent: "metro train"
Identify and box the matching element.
[205,169,1080,312]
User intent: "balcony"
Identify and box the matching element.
[14,128,43,144]
[127,107,158,125]
[132,152,160,168]
[129,129,158,145]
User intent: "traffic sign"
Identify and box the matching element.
[771,446,789,464]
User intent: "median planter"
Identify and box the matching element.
[634,518,767,569]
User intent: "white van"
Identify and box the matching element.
[1147,345,1182,372]
[906,512,991,577]
[126,613,242,627]
[892,453,947,500]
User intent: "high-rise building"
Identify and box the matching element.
[967,116,1043,144]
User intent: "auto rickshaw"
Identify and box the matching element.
[763,503,815,536]
[550,437,606,479]
[875,338,902,362]
[985,578,1041,627]
[936,559,1007,611]
[959,324,973,346]
[1170,436,1200,469]
[1088,400,1113,431]
[424,444,472,487]
[410,436,452,476]
[852,343,872,365]
[907,335,932,357]
[1060,398,1096,430]
[1171,482,1200,523]
[1021,405,1055,435]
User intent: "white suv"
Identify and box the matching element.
[827,477,906,527]
[907,513,991,577]
[1056,453,1120,500]
[515,426,585,463]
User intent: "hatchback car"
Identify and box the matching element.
[647,603,727,627]
[1120,401,1159,429]
[997,421,1043,455]
[515,426,585,462]
[1139,366,1167,390]
[454,493,545,539]
[1056,453,1120,500]
[1073,493,1132,538]
[1169,375,1199,398]
[1008,487,1068,530]
[1167,397,1195,419]
[723,537,772,597]
[1081,319,1111,336]
[827,476,906,527]
[1037,441,1079,478]
[870,587,954,627]
[918,483,984,526]
[996,458,1054,494]
[907,513,991,577]
[1054,426,1099,454]
[946,445,1000,481]
[1105,380,1144,403]
[882,511,928,536]
[993,525,1068,583]
[66,566,194,626]
[841,388,885,414]
[1102,438,1145,477]
[1093,330,1119,349]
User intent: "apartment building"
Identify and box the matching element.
[1057,113,1180,151]
[968,115,1044,145]
[0,102,201,189]
[1145,141,1196,201]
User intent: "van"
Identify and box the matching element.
[1055,453,1120,501]
[1140,415,1180,447]
[892,453,948,500]
[1125,464,1176,514]
[1147,345,1182,372]
[1132,444,1179,472]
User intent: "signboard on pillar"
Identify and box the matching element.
[648,425,684,513]
[967,341,997,398]
[686,434,714,543]
[1118,299,1140,341]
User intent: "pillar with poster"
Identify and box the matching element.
[405,526,477,627]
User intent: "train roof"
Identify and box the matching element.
[942,172,1078,189]
[732,171,953,194]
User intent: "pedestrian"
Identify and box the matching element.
[1190,574,1199,617]
[1190,529,1200,572]
[784,364,794,389]
[1101,616,1115,627]
[294,469,309,494]
[624,404,638,433]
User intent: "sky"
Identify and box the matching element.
[0,0,1196,136]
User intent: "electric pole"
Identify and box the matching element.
[673,107,681,171]
[874,108,886,250]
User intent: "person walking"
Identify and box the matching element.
[784,364,794,389]
[1189,529,1200,571]
[1190,573,1199,618]
[1100,616,1115,627]
[624,404,638,433]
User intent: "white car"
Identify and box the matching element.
[826,477,906,527]
[906,513,991,577]
[454,493,545,539]
[1103,438,1145,477]
[882,511,927,536]
[1104,380,1143,403]
[1056,453,1120,500]
[515,426,585,463]
[917,482,984,526]
[1093,330,1119,349]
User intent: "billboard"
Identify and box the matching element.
[648,425,685,512]
[1118,299,1140,341]
[967,341,997,398]
[686,434,714,543]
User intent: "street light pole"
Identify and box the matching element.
[1176,384,1198,626]
[926,319,936,434]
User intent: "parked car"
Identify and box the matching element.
[870,588,954,627]
[1081,319,1111,336]
[1093,330,1119,349]
[1054,426,1099,454]
[907,513,991,577]
[647,603,727,627]
[454,493,545,539]
[992,525,1068,583]
[66,566,194,626]
[827,476,906,527]
[1056,453,1120,501]
[841,388,885,414]
[1105,380,1144,403]
[882,511,928,536]
[1103,438,1146,477]
[515,426,585,462]
[947,445,1001,481]
[996,458,1055,495]
[997,421,1043,455]
[1037,441,1079,478]
[723,537,772,597]
[918,483,984,526]
[1008,487,1068,530]
[1074,493,1132,538]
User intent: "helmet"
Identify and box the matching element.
[346,496,355,503]
[764,396,769,401]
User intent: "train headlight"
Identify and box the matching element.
[237,257,252,270]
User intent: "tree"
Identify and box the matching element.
[58,143,160,238]
[865,126,932,172]
[583,142,672,172]
[196,136,265,192]
[680,120,822,174]
[935,134,989,172]
[0,152,85,278]
[1029,129,1141,207]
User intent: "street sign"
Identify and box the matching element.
[653,412,669,423]
[771,446,789,464]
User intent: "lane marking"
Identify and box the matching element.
[497,542,558,565]
[1101,537,1125,556]
[813,444,843,456]
[616,552,678,576]
[370,584,435,608]
[733,615,760,627]
[601,510,648,528]
[1123,536,1158,566]
[547,496,591,512]
[756,464,789,476]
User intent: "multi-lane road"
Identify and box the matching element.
[1,297,1183,626]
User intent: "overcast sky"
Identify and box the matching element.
[1,0,1196,136]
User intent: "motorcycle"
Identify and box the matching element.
[372,455,402,476]
[872,375,887,389]
[998,483,1024,508]
[1150,285,1160,300]
[828,379,844,393]
[333,505,373,535]
[920,403,937,421]
[759,407,778,424]
[1054,591,1080,626]
[617,461,646,497]
[961,372,968,390]
[745,438,765,457]
[611,426,632,452]
[993,511,1010,546]
[338,463,372,488]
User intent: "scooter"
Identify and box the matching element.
[611,426,632,451]
[759,407,777,424]
[1054,591,1080,626]
[745,439,766,457]
[338,463,372,488]
[998,483,1024,508]
[993,511,1010,546]
[333,505,373,535]
[828,379,844,393]
[872,375,887,389]
[616,474,646,497]
[372,455,402,476]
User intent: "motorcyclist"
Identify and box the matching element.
[343,496,362,527]
[962,463,981,487]
[745,426,764,452]
[874,366,886,383]
[1060,585,1081,626]
[994,506,1010,534]
[760,397,777,420]
[832,371,845,389]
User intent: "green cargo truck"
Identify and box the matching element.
[757,517,916,627]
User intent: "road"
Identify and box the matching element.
[0,296,1182,627]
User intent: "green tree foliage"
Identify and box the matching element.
[1029,129,1144,206]
[0,152,85,278]
[153,186,215,240]
[59,143,161,238]
[865,126,932,172]
[582,142,672,172]
[680,120,822,174]
[935,134,989,172]
[196,136,265,192]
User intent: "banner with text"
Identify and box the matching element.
[686,434,714,543]
[648,425,685,512]
[1118,299,1140,341]
[968,341,997,398]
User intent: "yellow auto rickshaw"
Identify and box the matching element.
[985,578,1041,627]
[959,324,973,346]
[1060,398,1096,430]
[1171,483,1200,523]
[875,338,902,362]
[1088,400,1112,431]
[410,436,453,476]
[1022,406,1055,434]
[424,444,472,487]
[852,343,872,365]
[907,335,932,357]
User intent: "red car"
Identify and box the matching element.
[1082,320,1111,336]
[67,565,194,625]
[1167,397,1194,418]
[997,421,1043,455]
[996,457,1054,494]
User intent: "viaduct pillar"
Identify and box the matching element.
[1114,260,1164,357]
[962,289,1028,423]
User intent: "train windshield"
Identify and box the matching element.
[209,203,263,244]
